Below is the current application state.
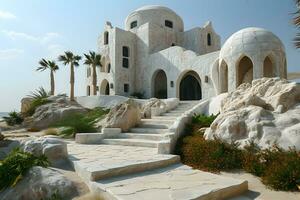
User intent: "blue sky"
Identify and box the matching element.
[0,0,299,112]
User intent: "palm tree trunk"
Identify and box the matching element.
[92,64,97,95]
[50,70,55,95]
[70,63,75,101]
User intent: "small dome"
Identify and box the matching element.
[135,5,177,13]
[220,27,285,60]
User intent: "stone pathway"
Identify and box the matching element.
[68,101,249,199]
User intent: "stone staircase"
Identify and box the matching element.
[68,101,248,199]
[101,101,198,149]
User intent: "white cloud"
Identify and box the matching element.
[0,10,16,20]
[1,30,61,44]
[0,49,24,60]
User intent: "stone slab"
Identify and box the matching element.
[91,164,248,200]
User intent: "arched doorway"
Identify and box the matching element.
[179,71,201,100]
[152,70,167,99]
[100,79,109,95]
[219,60,228,93]
[263,56,274,77]
[237,56,253,87]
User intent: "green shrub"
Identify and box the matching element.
[3,111,24,126]
[25,98,51,116]
[0,148,49,190]
[192,113,218,128]
[51,107,109,137]
[27,87,50,99]
[180,130,243,172]
[43,190,63,200]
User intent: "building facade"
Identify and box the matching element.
[86,5,287,100]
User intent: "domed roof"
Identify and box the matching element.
[220,27,285,60]
[135,5,177,13]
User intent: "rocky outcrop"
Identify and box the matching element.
[0,166,76,200]
[104,99,141,132]
[141,98,167,118]
[0,132,4,141]
[25,95,88,130]
[205,78,300,150]
[22,137,68,166]
[21,97,33,114]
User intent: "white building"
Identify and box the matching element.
[86,5,287,100]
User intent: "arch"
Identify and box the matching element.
[236,56,253,87]
[178,70,202,100]
[219,60,228,93]
[207,33,212,46]
[104,31,109,45]
[263,56,275,77]
[100,79,110,95]
[152,69,167,99]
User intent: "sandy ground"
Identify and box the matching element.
[224,171,300,200]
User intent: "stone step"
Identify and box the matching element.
[152,116,178,120]
[119,133,167,141]
[161,112,181,117]
[91,164,248,200]
[129,128,170,134]
[167,110,185,114]
[141,118,174,125]
[102,138,163,148]
[68,143,180,182]
[138,123,170,129]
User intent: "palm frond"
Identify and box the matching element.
[295,33,300,48]
[48,60,59,71]
[36,59,48,71]
[27,87,50,99]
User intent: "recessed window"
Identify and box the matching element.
[104,31,109,45]
[170,81,174,87]
[123,46,129,57]
[207,33,212,46]
[122,46,130,68]
[165,20,173,28]
[130,21,137,29]
[110,83,114,89]
[124,84,129,93]
[171,43,175,46]
[122,58,129,68]
[107,64,111,73]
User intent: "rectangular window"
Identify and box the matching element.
[165,20,173,28]
[122,58,129,68]
[123,46,129,57]
[124,84,129,93]
[130,21,137,29]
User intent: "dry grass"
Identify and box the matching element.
[42,128,58,136]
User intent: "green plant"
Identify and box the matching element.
[51,107,108,137]
[3,111,24,126]
[192,113,218,128]
[26,98,51,116]
[0,148,49,190]
[43,190,63,200]
[28,87,50,100]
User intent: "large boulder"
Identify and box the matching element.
[0,166,77,200]
[21,137,68,166]
[104,99,141,132]
[205,78,300,150]
[25,95,88,130]
[21,97,33,114]
[141,98,167,118]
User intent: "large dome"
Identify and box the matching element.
[220,27,285,61]
[125,5,183,31]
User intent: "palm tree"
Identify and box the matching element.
[36,59,59,95]
[294,0,300,48]
[58,51,81,101]
[84,51,102,95]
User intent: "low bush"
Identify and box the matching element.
[3,111,24,126]
[51,107,109,137]
[192,113,218,128]
[25,98,51,116]
[0,148,49,190]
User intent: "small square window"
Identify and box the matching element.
[205,75,209,83]
[124,84,129,93]
[122,58,129,68]
[110,83,114,89]
[130,21,137,29]
[165,20,173,28]
[170,81,174,87]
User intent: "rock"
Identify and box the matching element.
[205,78,300,150]
[141,98,167,118]
[0,166,77,200]
[22,137,68,166]
[21,97,33,114]
[0,132,4,141]
[25,95,88,130]
[104,99,141,132]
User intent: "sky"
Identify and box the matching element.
[0,0,299,112]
